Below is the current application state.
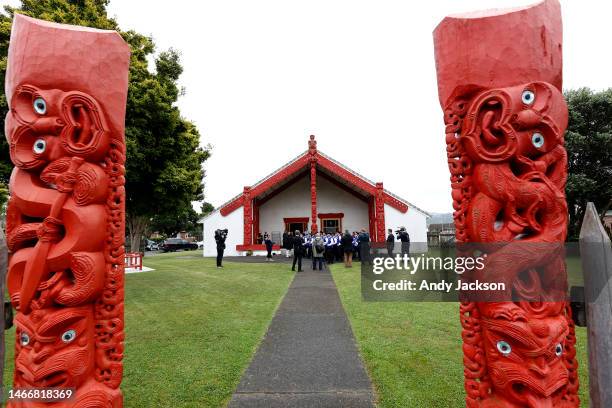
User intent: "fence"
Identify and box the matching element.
[125,252,143,270]
[579,202,612,407]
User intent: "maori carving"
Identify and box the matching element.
[434,1,579,407]
[243,187,253,245]
[5,15,129,407]
[310,162,318,233]
[375,183,385,243]
[309,135,318,233]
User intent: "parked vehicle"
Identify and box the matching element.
[197,240,204,249]
[161,238,198,252]
[145,240,159,251]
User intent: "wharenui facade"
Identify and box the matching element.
[202,136,429,256]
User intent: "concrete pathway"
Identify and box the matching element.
[228,265,376,408]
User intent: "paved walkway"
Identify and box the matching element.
[228,265,375,408]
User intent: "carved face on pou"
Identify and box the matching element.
[13,306,95,389]
[6,84,110,169]
[481,314,569,407]
[460,82,568,163]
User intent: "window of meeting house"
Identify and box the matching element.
[322,219,340,234]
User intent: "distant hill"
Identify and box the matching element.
[427,212,453,226]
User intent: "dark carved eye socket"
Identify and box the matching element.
[61,329,76,343]
[32,138,46,154]
[521,90,535,105]
[20,332,30,346]
[496,340,512,356]
[531,132,545,148]
[555,343,563,356]
[33,97,47,115]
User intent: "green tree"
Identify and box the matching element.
[564,88,612,240]
[0,0,209,251]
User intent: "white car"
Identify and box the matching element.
[197,241,204,249]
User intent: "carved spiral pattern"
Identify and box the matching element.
[443,83,579,407]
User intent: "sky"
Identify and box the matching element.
[3,0,611,213]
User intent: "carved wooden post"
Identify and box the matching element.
[5,15,129,406]
[580,202,612,407]
[434,1,580,406]
[375,183,385,243]
[0,228,7,400]
[243,186,253,245]
[308,135,318,233]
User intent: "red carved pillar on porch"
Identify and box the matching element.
[253,199,260,242]
[367,197,376,240]
[308,135,318,233]
[434,1,579,406]
[243,186,253,245]
[375,182,386,243]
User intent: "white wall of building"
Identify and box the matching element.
[317,177,369,233]
[384,203,428,253]
[202,206,244,257]
[258,176,369,236]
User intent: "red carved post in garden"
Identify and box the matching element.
[434,1,580,406]
[5,15,129,407]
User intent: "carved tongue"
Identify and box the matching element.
[525,393,552,408]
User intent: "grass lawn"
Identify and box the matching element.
[331,263,590,407]
[3,252,294,408]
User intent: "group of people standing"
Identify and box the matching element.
[215,227,410,270]
[278,229,375,271]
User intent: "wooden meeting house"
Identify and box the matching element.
[201,136,429,256]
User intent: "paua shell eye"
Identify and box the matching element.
[522,90,535,105]
[555,343,563,357]
[531,132,545,149]
[33,97,47,115]
[20,332,30,346]
[61,329,76,343]
[496,340,512,356]
[33,138,46,154]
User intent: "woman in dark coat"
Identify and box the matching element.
[341,229,354,267]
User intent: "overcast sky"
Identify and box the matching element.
[4,0,611,213]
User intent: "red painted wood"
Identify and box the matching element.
[283,217,310,223]
[236,244,281,251]
[5,14,129,406]
[375,183,386,243]
[434,1,579,406]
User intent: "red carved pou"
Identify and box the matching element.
[5,15,130,407]
[434,1,579,407]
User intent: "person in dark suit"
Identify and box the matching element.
[264,232,274,261]
[341,229,354,267]
[386,228,395,257]
[398,227,410,256]
[292,230,304,272]
[358,229,371,265]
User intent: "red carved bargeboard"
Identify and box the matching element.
[5,15,130,407]
[434,1,579,407]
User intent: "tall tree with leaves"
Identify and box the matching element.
[564,88,612,240]
[0,0,209,251]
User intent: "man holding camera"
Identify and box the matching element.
[215,229,228,268]
[397,226,410,257]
